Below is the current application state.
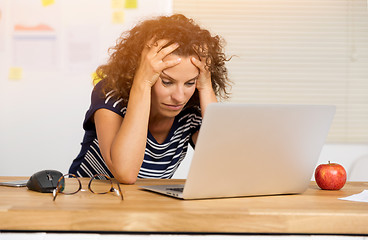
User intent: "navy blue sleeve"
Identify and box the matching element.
[83,81,126,131]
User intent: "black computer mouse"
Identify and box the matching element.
[26,170,63,193]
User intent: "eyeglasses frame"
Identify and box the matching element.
[52,173,123,201]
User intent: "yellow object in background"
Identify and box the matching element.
[111,0,124,9]
[8,67,23,80]
[112,10,125,24]
[125,0,138,9]
[92,71,102,86]
[41,0,55,7]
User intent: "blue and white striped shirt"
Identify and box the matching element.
[69,81,202,179]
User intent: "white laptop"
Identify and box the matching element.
[140,103,335,200]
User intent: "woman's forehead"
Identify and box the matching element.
[163,55,199,80]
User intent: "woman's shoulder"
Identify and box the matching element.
[91,80,126,112]
[91,80,108,101]
[83,80,127,130]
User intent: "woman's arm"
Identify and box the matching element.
[94,108,123,179]
[95,39,181,184]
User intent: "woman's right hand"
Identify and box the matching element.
[134,38,182,87]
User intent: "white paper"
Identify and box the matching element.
[11,0,60,70]
[13,34,57,70]
[339,190,368,203]
[65,25,99,73]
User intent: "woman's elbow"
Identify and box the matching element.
[114,171,138,185]
[110,152,142,184]
[119,177,137,185]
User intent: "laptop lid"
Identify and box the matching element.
[180,103,335,199]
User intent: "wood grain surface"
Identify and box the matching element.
[0,177,367,234]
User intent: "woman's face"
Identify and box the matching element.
[151,54,199,118]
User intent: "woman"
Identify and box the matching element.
[69,14,231,184]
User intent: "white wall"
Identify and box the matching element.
[0,0,172,176]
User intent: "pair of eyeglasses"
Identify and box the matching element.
[52,173,123,201]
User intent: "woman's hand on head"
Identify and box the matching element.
[134,38,182,88]
[191,56,217,117]
[190,56,212,92]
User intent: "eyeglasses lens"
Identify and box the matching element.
[61,175,80,194]
[89,176,112,194]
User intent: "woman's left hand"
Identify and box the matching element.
[190,56,212,93]
[190,55,217,145]
[190,56,217,118]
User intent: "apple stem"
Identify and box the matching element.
[328,161,330,164]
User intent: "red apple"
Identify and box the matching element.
[315,161,347,190]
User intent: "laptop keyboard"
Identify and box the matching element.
[166,187,184,192]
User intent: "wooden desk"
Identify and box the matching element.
[0,177,367,235]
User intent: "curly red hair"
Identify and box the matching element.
[96,14,231,108]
